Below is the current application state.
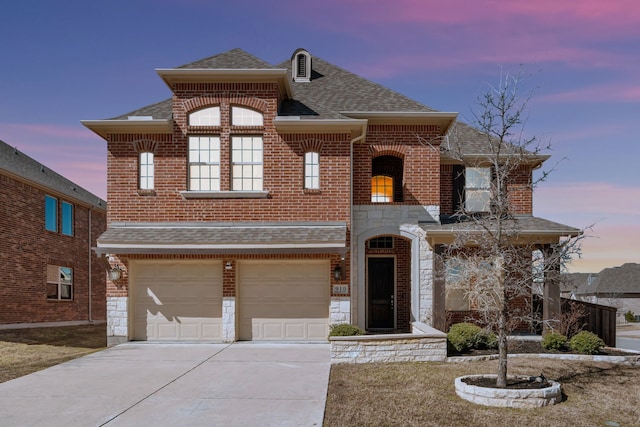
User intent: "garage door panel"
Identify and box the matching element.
[133,261,223,341]
[238,260,329,341]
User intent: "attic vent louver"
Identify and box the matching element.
[292,48,311,83]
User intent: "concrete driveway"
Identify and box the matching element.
[0,342,330,426]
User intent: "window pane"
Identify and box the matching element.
[61,201,73,236]
[188,136,220,191]
[466,190,491,212]
[60,267,72,284]
[371,176,393,202]
[466,167,491,189]
[304,151,320,189]
[140,152,154,190]
[45,195,57,232]
[231,106,263,126]
[189,106,220,126]
[47,265,59,282]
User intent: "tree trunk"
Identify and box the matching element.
[496,306,508,387]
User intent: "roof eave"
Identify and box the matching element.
[81,119,174,139]
[341,111,458,134]
[156,68,292,99]
[273,117,368,135]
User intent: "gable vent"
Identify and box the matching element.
[292,48,311,83]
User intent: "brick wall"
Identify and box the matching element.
[353,124,441,205]
[106,83,351,224]
[439,164,533,215]
[0,173,106,324]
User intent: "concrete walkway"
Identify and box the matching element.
[0,342,330,426]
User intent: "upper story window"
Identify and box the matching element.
[139,152,154,190]
[47,265,73,300]
[292,49,312,82]
[232,136,263,191]
[232,106,263,126]
[371,176,393,203]
[189,136,221,191]
[371,155,403,203]
[45,195,57,232]
[465,167,492,212]
[45,195,73,235]
[189,106,221,126]
[304,151,320,189]
[61,201,73,236]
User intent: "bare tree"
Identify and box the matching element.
[439,70,585,387]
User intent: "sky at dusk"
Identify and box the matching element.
[1,0,638,273]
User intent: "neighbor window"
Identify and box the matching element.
[232,136,263,191]
[371,175,393,203]
[47,265,73,300]
[304,151,320,189]
[61,201,73,236]
[189,106,221,126]
[188,136,221,191]
[465,167,492,212]
[139,152,154,190]
[445,258,470,311]
[45,195,57,232]
[232,106,263,126]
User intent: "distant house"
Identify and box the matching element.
[0,139,107,327]
[564,263,640,322]
[83,48,579,345]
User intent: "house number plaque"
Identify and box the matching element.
[333,285,349,295]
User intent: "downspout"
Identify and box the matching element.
[349,123,367,325]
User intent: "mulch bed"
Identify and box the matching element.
[448,340,636,357]
[462,375,551,390]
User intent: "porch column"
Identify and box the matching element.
[432,245,446,332]
[542,245,561,333]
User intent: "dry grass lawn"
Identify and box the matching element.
[0,324,106,383]
[324,357,640,427]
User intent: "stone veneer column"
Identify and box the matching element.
[222,297,236,342]
[106,296,128,346]
[330,297,351,325]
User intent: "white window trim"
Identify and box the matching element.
[188,136,221,191]
[47,265,73,301]
[139,152,154,190]
[231,136,263,191]
[189,106,221,126]
[231,106,264,126]
[304,151,320,189]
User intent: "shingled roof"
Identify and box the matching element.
[105,48,537,159]
[0,139,106,209]
[567,263,640,297]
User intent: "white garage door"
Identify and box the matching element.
[238,260,330,341]
[132,260,223,341]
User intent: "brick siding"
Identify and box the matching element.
[0,173,106,324]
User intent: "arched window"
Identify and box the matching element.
[231,106,263,126]
[189,106,220,126]
[371,155,403,202]
[304,151,320,189]
[371,175,393,203]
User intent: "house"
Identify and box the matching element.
[0,139,107,327]
[564,263,640,322]
[82,48,579,345]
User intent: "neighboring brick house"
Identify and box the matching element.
[83,48,579,345]
[0,139,107,327]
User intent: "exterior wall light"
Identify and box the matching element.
[333,265,342,281]
[109,266,122,281]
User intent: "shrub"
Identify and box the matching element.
[625,310,636,323]
[569,331,605,355]
[542,331,568,351]
[328,324,365,337]
[447,323,497,353]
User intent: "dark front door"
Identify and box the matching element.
[367,257,395,329]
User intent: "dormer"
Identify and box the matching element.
[292,48,311,82]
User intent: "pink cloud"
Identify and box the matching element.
[539,84,640,103]
[566,224,640,273]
